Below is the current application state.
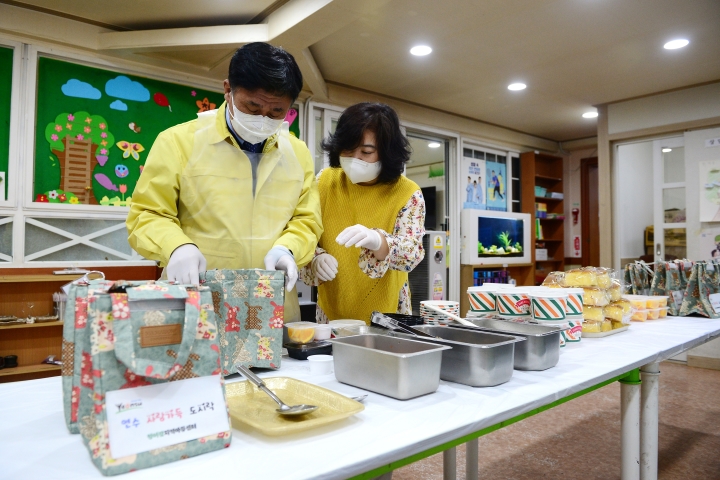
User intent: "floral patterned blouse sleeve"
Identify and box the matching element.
[359,190,426,279]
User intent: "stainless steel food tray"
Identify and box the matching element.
[329,334,450,400]
[448,318,561,371]
[394,325,524,387]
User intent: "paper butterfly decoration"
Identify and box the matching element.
[116,140,145,160]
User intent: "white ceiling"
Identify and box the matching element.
[7,0,720,142]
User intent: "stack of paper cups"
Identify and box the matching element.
[466,285,501,315]
[564,287,584,321]
[529,290,568,322]
[496,289,531,318]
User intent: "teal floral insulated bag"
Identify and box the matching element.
[200,269,286,375]
[64,280,231,476]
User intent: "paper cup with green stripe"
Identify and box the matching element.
[496,290,531,318]
[530,291,568,322]
[563,287,584,320]
[467,286,499,314]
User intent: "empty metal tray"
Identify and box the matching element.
[329,334,450,400]
[449,318,561,371]
[394,325,525,387]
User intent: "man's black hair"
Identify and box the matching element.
[228,42,303,101]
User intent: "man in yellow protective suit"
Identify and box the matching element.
[126,42,322,323]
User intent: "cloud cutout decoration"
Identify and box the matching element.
[61,79,101,99]
[110,100,128,111]
[105,75,150,102]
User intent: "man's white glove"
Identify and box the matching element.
[264,246,298,292]
[336,224,383,251]
[311,253,338,282]
[167,244,207,285]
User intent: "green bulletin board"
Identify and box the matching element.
[34,57,226,206]
[0,46,13,200]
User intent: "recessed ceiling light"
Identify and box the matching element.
[664,39,689,50]
[582,111,598,119]
[428,142,441,148]
[508,83,526,91]
[410,45,432,56]
[662,148,672,153]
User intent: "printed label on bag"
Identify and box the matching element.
[140,324,183,347]
[709,293,720,314]
[106,375,229,458]
[671,290,683,309]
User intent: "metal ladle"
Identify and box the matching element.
[236,365,319,416]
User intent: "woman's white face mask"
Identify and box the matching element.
[340,156,382,184]
[228,97,284,145]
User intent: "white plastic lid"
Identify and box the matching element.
[563,287,584,294]
[529,290,569,299]
[328,319,366,328]
[284,321,317,330]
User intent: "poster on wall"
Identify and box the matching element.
[485,154,507,211]
[34,57,302,208]
[461,148,486,210]
[698,159,720,221]
[699,229,720,260]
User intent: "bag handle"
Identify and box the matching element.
[111,289,201,379]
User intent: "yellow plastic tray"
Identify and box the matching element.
[226,377,364,436]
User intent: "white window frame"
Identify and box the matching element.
[0,36,225,267]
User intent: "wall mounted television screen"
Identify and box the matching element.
[477,216,524,257]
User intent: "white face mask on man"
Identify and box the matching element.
[339,156,382,184]
[227,96,284,145]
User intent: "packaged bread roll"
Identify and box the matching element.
[582,321,602,333]
[583,287,609,306]
[542,271,565,287]
[610,320,625,330]
[601,319,612,332]
[609,280,622,301]
[610,299,632,315]
[594,267,613,289]
[565,267,597,287]
[604,304,625,322]
[583,305,604,322]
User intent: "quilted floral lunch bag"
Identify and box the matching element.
[200,269,285,375]
[63,279,231,476]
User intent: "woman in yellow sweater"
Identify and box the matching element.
[300,102,426,324]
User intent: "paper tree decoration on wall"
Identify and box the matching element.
[44,111,115,204]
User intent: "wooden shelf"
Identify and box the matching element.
[535,196,563,202]
[537,259,563,263]
[535,174,562,182]
[0,321,63,330]
[0,274,82,283]
[0,364,60,377]
[537,217,565,221]
[536,239,563,243]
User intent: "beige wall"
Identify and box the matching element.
[563,147,598,259]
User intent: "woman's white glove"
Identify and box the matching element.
[336,224,383,251]
[264,246,298,291]
[312,253,338,282]
[167,244,207,285]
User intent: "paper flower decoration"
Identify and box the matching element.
[116,140,145,160]
[196,97,216,113]
[36,194,48,203]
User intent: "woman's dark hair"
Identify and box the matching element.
[228,42,303,102]
[322,103,411,184]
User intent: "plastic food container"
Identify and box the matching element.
[655,296,668,308]
[564,287,584,319]
[285,322,318,344]
[284,341,332,360]
[329,319,366,329]
[330,334,451,400]
[529,290,568,322]
[467,286,500,314]
[631,309,649,322]
[646,308,660,320]
[496,289,531,318]
[307,354,334,375]
[658,307,669,318]
[313,324,332,340]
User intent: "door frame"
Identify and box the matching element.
[580,157,598,267]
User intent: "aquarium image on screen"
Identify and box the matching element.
[477,216,524,257]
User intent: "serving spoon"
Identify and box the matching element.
[236,365,319,416]
[421,303,477,327]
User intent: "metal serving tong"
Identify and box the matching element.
[370,311,439,338]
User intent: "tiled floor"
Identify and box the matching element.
[393,362,720,479]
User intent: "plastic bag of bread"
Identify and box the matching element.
[541,271,565,287]
[603,303,625,322]
[594,267,613,289]
[608,279,623,301]
[583,287,610,306]
[582,320,602,333]
[583,305,604,322]
[610,320,626,330]
[565,267,597,287]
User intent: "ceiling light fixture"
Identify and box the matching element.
[428,142,441,148]
[507,83,526,91]
[410,45,432,56]
[582,111,599,119]
[662,148,672,153]
[664,39,689,50]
